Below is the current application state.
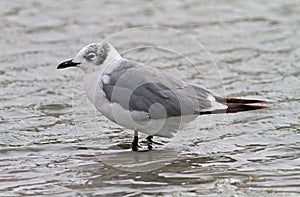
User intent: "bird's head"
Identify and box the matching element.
[57,42,121,74]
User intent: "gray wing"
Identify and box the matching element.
[102,59,224,119]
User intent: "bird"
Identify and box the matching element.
[57,42,267,151]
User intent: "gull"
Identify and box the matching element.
[57,42,267,151]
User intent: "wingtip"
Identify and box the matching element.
[226,103,268,113]
[216,96,268,104]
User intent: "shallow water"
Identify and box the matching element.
[1,0,300,196]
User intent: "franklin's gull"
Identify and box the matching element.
[57,42,267,151]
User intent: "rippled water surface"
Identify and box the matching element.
[1,1,300,196]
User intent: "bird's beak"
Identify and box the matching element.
[57,59,80,69]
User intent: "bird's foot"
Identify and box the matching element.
[131,136,154,152]
[146,136,164,145]
[132,135,163,151]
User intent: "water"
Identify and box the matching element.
[1,0,299,196]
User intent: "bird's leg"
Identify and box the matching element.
[146,136,163,148]
[146,136,153,150]
[131,130,139,151]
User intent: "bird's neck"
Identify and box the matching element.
[98,45,124,75]
[102,46,122,70]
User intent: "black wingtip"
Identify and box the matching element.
[199,104,268,115]
[225,103,268,113]
[216,96,267,104]
[199,96,268,115]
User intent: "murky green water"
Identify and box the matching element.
[1,1,299,196]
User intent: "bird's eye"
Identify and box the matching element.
[86,53,96,60]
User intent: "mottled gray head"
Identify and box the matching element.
[57,42,121,73]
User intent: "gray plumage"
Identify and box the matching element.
[102,59,215,119]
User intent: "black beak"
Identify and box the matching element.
[57,59,80,69]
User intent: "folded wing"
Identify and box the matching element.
[102,60,267,119]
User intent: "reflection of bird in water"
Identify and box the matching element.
[57,42,267,151]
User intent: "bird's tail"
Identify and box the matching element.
[200,97,268,115]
